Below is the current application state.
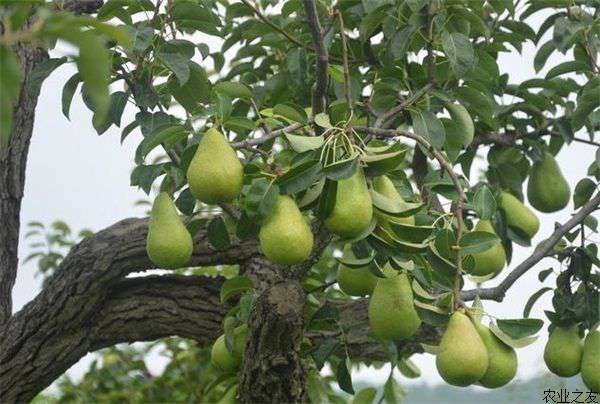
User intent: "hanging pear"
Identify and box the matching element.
[368,266,421,340]
[187,128,243,204]
[146,192,193,269]
[337,264,378,296]
[581,330,600,392]
[467,220,506,277]
[527,152,571,213]
[259,195,314,265]
[436,311,489,386]
[476,323,518,388]
[325,168,373,239]
[445,102,474,147]
[544,325,583,377]
[499,192,540,239]
[210,325,247,372]
[373,175,415,226]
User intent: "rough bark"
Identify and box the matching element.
[239,276,308,403]
[0,42,48,326]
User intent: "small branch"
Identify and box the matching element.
[239,0,306,49]
[374,83,434,129]
[231,122,307,149]
[461,191,600,302]
[302,0,329,115]
[336,11,352,111]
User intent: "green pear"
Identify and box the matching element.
[544,325,583,377]
[436,311,489,386]
[259,195,314,265]
[325,168,373,238]
[467,220,506,277]
[187,128,243,204]
[210,325,247,372]
[373,175,415,226]
[217,385,238,404]
[337,264,378,296]
[445,102,474,147]
[368,266,421,341]
[527,152,570,213]
[146,192,193,268]
[581,330,600,392]
[499,192,540,238]
[476,323,518,388]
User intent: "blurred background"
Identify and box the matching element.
[14,7,596,404]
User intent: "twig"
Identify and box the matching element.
[240,0,306,49]
[374,83,434,129]
[302,0,329,115]
[219,203,241,220]
[336,11,352,111]
[231,122,308,149]
[461,191,600,302]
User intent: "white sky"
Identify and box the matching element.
[12,8,598,396]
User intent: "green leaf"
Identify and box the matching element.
[135,125,189,164]
[489,322,538,349]
[545,60,589,80]
[276,160,323,194]
[171,0,220,36]
[441,31,475,77]
[244,178,279,222]
[459,231,500,254]
[473,185,497,220]
[284,134,324,153]
[314,113,332,128]
[273,103,308,124]
[496,318,544,339]
[29,57,68,95]
[126,25,154,52]
[534,40,556,73]
[157,51,190,84]
[370,189,423,217]
[359,5,391,41]
[61,73,81,120]
[572,78,600,130]
[336,358,354,395]
[352,388,377,404]
[398,357,421,379]
[383,374,403,404]
[130,164,165,194]
[410,110,445,149]
[523,287,553,318]
[573,178,596,209]
[208,216,231,251]
[323,157,358,181]
[220,276,253,303]
[455,86,496,128]
[214,81,252,99]
[74,31,111,120]
[167,62,211,113]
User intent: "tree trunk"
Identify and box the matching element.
[239,258,308,403]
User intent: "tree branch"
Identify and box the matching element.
[461,191,600,302]
[302,0,329,115]
[231,122,307,149]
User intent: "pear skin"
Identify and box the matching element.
[146,192,193,268]
[187,128,243,204]
[446,102,474,147]
[527,152,570,213]
[373,175,415,226]
[368,266,421,340]
[499,192,540,238]
[476,323,518,388]
[436,311,489,386]
[325,168,373,238]
[337,264,378,296]
[544,325,583,377]
[259,195,313,265]
[581,330,600,392]
[468,220,506,277]
[211,335,239,372]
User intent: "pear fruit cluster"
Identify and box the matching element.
[544,326,599,391]
[146,192,193,268]
[527,153,570,213]
[436,311,517,388]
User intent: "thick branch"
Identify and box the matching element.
[302,0,328,115]
[462,191,600,302]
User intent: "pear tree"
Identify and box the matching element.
[1,0,599,402]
